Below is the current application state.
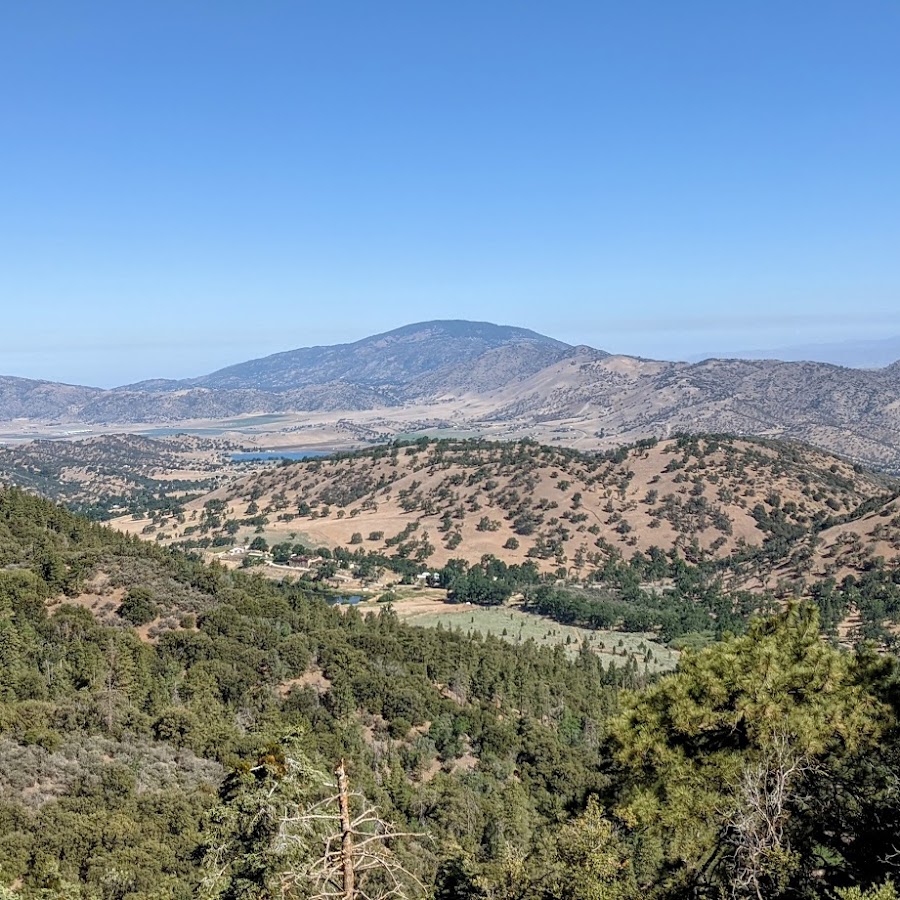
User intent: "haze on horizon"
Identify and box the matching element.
[1,2,899,387]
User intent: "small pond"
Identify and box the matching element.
[327,595,363,606]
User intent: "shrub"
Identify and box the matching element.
[118,587,159,626]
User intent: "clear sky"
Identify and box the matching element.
[2,1,899,386]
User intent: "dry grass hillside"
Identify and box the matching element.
[0,434,237,516]
[762,494,900,591]
[119,436,896,577]
[477,352,900,472]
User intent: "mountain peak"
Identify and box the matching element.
[184,319,574,393]
[362,319,570,346]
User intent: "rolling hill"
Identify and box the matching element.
[0,434,235,518]
[118,435,898,581]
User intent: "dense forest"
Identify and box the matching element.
[1,486,900,898]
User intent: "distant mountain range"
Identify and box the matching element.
[693,335,900,369]
[2,319,900,472]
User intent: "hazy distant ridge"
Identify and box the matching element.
[695,335,900,369]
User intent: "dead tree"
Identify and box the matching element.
[723,733,811,900]
[277,759,426,900]
[337,761,355,900]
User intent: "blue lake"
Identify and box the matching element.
[230,450,333,462]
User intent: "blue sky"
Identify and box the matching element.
[1,1,899,386]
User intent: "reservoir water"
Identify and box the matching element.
[230,450,333,462]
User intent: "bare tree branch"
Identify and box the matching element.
[721,731,812,899]
[274,760,427,900]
